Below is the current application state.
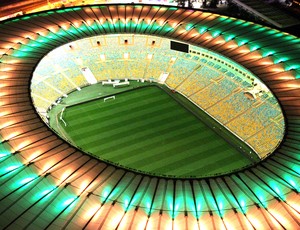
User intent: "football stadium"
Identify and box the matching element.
[0,2,300,230]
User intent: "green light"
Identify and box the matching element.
[0,143,11,158]
[6,165,20,171]
[5,165,19,171]
[259,195,267,208]
[32,188,54,201]
[101,187,110,202]
[19,176,36,185]
[146,201,152,214]
[289,180,298,192]
[274,57,289,64]
[249,45,259,51]
[240,200,247,214]
[124,199,129,207]
[8,175,36,190]
[55,196,78,214]
[241,200,245,207]
[101,186,120,202]
[262,50,275,57]
[224,34,235,41]
[238,39,248,46]
[163,25,173,33]
[118,20,125,29]
[79,25,87,31]
[286,64,300,71]
[289,180,296,187]
[212,31,221,38]
[199,27,207,34]
[22,16,31,20]
[103,191,109,199]
[12,50,31,57]
[65,8,74,12]
[218,202,224,217]
[0,153,9,158]
[219,202,223,209]
[63,198,75,206]
[274,32,283,37]
[185,24,193,31]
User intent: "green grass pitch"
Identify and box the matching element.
[55,84,252,178]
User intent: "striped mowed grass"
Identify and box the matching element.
[62,85,251,177]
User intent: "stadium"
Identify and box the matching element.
[0,2,300,229]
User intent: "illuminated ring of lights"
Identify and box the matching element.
[0,4,299,229]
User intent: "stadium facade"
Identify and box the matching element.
[0,4,300,229]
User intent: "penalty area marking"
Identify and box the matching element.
[59,107,67,127]
[104,95,115,102]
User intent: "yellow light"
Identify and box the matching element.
[1,67,14,72]
[214,39,226,45]
[228,44,238,48]
[105,205,123,229]
[170,57,177,63]
[16,140,31,151]
[0,75,9,79]
[86,20,92,26]
[0,120,14,129]
[178,29,186,34]
[42,161,53,172]
[48,26,58,33]
[271,65,284,72]
[158,20,165,26]
[84,205,101,220]
[0,109,9,116]
[285,83,300,88]
[27,151,42,162]
[73,21,81,28]
[60,170,71,182]
[205,35,212,40]
[6,59,19,64]
[191,32,199,37]
[275,75,295,80]
[239,48,249,54]
[60,24,69,30]
[261,61,273,65]
[5,131,20,140]
[147,53,153,60]
[75,57,83,66]
[79,180,89,194]
[100,54,106,61]
[124,52,129,59]
[269,208,290,228]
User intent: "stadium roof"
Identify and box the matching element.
[0,4,299,229]
[231,0,300,28]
